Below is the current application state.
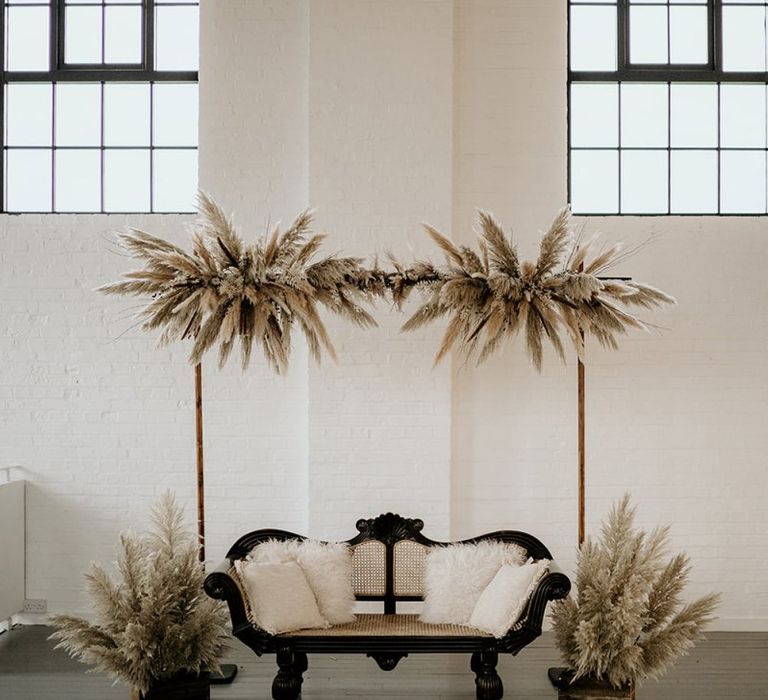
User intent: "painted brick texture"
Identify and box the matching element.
[0,0,765,629]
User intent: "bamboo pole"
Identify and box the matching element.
[578,347,585,546]
[195,363,205,563]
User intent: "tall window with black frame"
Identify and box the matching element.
[569,0,768,215]
[2,0,198,213]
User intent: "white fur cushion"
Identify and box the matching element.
[237,561,329,634]
[469,560,550,637]
[247,539,356,625]
[419,541,527,625]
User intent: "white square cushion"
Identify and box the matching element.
[247,539,356,625]
[419,540,527,625]
[237,560,329,635]
[469,560,550,637]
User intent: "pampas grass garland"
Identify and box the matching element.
[100,196,674,372]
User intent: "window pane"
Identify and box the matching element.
[630,6,668,64]
[569,6,617,72]
[104,83,150,146]
[722,6,766,72]
[669,7,708,64]
[65,6,102,64]
[104,6,142,63]
[720,84,767,148]
[6,149,52,212]
[55,84,101,146]
[621,151,668,214]
[55,149,101,212]
[6,83,52,146]
[6,6,49,71]
[721,151,766,214]
[104,150,150,212]
[570,83,618,147]
[670,84,717,148]
[670,151,718,214]
[621,84,668,147]
[155,6,199,71]
[152,83,198,147]
[153,150,197,212]
[571,150,619,214]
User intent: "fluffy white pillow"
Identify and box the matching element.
[237,561,329,634]
[420,541,527,625]
[247,539,356,625]
[469,560,550,637]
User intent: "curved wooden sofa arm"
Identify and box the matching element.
[498,561,571,654]
[204,559,272,654]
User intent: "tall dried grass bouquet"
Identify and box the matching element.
[402,208,676,369]
[550,494,720,688]
[49,493,229,696]
[99,192,377,373]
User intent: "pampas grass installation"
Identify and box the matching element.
[99,192,378,373]
[550,494,720,688]
[402,207,676,370]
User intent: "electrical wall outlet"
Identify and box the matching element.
[23,599,47,614]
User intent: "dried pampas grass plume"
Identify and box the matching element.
[99,191,377,373]
[403,207,676,370]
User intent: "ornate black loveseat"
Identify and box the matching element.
[204,513,570,700]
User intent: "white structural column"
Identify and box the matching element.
[306,0,454,539]
[198,0,312,549]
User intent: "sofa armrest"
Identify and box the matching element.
[204,559,263,638]
[497,561,571,653]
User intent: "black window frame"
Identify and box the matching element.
[0,0,199,214]
[568,0,768,217]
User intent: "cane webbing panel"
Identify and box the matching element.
[278,613,493,638]
[351,540,387,596]
[393,539,427,597]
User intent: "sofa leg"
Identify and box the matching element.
[295,651,308,685]
[474,649,503,700]
[272,647,302,700]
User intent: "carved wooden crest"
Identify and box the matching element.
[355,512,424,545]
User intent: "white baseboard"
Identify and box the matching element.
[708,618,768,632]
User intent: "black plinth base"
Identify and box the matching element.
[548,667,575,690]
[209,663,238,685]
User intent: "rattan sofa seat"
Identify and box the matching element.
[204,512,571,700]
[278,613,494,638]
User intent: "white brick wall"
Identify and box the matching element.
[1,0,765,629]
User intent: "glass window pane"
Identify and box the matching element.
[6,83,52,146]
[620,151,668,214]
[8,1,50,4]
[630,6,668,64]
[55,149,101,212]
[153,150,197,212]
[670,7,708,64]
[670,0,706,3]
[722,6,766,72]
[670,150,718,214]
[155,6,199,71]
[65,6,103,64]
[6,6,49,71]
[104,6,142,63]
[721,150,766,214]
[104,150,150,212]
[570,150,619,214]
[621,83,668,147]
[670,84,717,148]
[105,0,140,3]
[152,83,198,147]
[569,6,617,72]
[570,83,618,147]
[55,84,101,146]
[6,149,52,212]
[104,83,150,146]
[720,84,767,148]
